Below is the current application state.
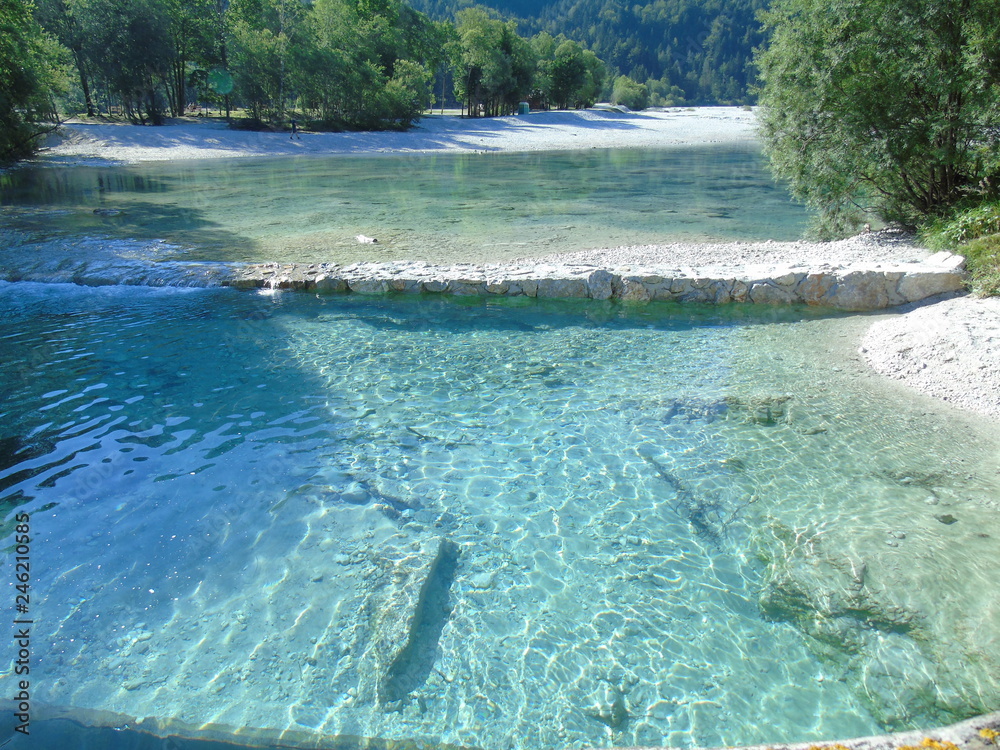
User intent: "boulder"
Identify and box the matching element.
[587,269,615,300]
[536,277,588,298]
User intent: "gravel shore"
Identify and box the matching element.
[862,295,1000,420]
[40,106,756,164]
[31,108,1000,421]
[521,228,931,269]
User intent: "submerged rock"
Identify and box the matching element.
[377,538,461,705]
[586,684,629,729]
[752,515,1000,728]
[726,394,793,425]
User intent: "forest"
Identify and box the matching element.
[1,0,617,160]
[405,0,767,106]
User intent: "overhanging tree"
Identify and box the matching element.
[755,0,1000,234]
[1,0,66,159]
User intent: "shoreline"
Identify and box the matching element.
[862,295,1000,419]
[38,106,757,165]
[19,107,1000,420]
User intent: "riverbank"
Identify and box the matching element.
[27,107,1000,421]
[39,106,756,164]
[863,295,1000,419]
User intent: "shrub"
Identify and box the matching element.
[921,200,1000,296]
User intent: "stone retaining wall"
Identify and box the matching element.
[230,251,966,311]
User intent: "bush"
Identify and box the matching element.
[611,75,647,110]
[926,202,1000,248]
[755,0,1000,234]
[962,235,1000,297]
[921,201,1000,297]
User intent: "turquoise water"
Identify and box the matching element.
[2,283,999,749]
[1,146,808,266]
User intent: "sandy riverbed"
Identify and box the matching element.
[32,107,1000,422]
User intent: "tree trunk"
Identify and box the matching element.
[440,66,446,114]
[173,58,186,116]
[74,48,95,117]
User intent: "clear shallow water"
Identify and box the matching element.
[1,146,808,267]
[2,283,999,749]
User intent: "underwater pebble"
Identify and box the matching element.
[341,486,368,503]
[468,572,495,590]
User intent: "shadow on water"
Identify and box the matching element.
[328,293,847,336]
[0,166,258,260]
[0,288,841,553]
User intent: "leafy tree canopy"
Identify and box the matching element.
[1,0,67,160]
[755,0,1000,234]
[9,0,613,160]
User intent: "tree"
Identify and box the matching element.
[162,0,215,116]
[755,0,1000,234]
[549,39,586,109]
[528,31,556,107]
[228,0,308,124]
[578,48,605,107]
[33,0,95,115]
[295,0,436,128]
[1,0,67,159]
[453,7,534,116]
[611,74,647,110]
[75,0,174,123]
[381,58,431,126]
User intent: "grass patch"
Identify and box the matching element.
[960,234,1000,296]
[921,200,1000,296]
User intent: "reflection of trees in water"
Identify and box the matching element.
[3,147,807,264]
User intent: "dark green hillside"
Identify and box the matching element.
[405,0,767,104]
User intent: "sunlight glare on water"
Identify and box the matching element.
[0,146,808,266]
[1,284,998,750]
